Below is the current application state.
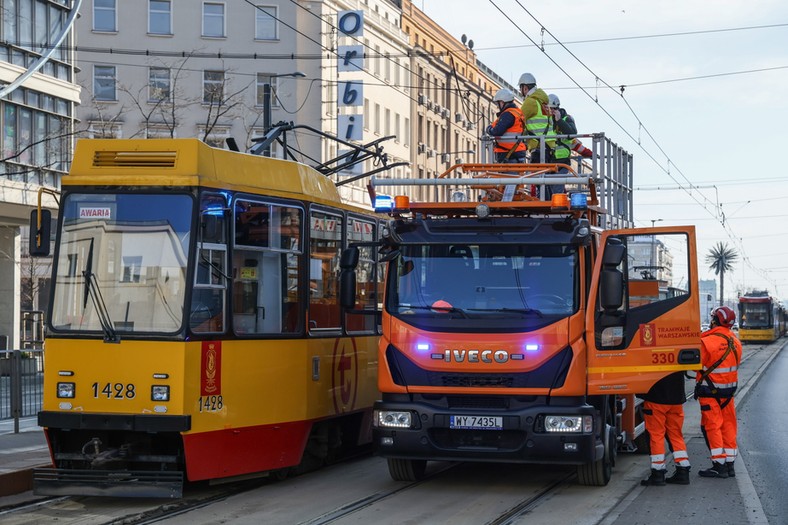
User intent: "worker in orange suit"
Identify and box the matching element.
[639,372,691,486]
[696,305,742,479]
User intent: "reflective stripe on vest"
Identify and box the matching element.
[493,107,526,153]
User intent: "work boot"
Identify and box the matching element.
[726,461,735,477]
[640,468,666,486]
[665,466,691,485]
[698,462,729,478]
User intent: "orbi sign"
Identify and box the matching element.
[337,10,364,145]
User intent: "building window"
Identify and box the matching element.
[149,67,171,102]
[254,5,277,40]
[93,0,117,32]
[203,70,224,104]
[255,74,279,108]
[374,103,380,134]
[202,2,225,38]
[87,122,122,139]
[146,125,173,139]
[198,126,230,148]
[93,65,117,101]
[149,0,172,35]
[121,256,142,283]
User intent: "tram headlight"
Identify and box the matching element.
[375,410,412,428]
[151,385,170,402]
[57,382,75,398]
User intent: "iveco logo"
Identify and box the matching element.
[431,350,524,363]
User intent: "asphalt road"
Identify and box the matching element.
[737,342,788,524]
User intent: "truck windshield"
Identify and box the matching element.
[389,243,578,319]
[50,193,193,335]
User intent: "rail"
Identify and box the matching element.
[480,132,633,228]
[0,349,44,433]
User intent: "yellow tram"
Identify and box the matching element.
[737,291,785,343]
[32,139,383,497]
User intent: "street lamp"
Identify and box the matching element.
[263,71,306,156]
[435,149,475,200]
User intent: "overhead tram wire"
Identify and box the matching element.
[273,0,480,144]
[487,0,715,217]
[499,0,777,290]
[281,0,480,127]
[469,22,788,52]
[238,0,483,142]
[511,0,719,214]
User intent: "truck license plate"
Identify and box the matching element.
[449,415,503,430]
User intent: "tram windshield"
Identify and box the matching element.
[50,193,193,335]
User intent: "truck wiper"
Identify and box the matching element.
[470,307,544,317]
[82,238,119,343]
[396,304,470,318]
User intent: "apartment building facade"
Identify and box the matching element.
[75,1,505,205]
[0,0,79,349]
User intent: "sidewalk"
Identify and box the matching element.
[0,416,51,503]
[602,340,782,525]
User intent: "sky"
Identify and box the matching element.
[423,0,788,304]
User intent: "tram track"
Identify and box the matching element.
[484,472,575,525]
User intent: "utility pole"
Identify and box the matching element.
[262,71,305,157]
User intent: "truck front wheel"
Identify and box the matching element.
[577,422,615,486]
[387,458,427,481]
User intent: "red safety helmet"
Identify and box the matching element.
[710,305,736,327]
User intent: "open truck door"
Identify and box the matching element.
[586,226,702,395]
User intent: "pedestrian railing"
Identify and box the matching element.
[0,349,44,433]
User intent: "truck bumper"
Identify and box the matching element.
[372,399,602,465]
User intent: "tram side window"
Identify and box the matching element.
[345,216,378,333]
[232,200,302,335]
[191,195,228,333]
[309,209,342,331]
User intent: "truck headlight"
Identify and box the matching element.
[376,410,412,428]
[544,415,592,433]
[57,382,75,398]
[151,385,170,401]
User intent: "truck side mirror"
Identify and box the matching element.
[29,209,51,257]
[599,269,624,311]
[339,247,359,309]
[340,247,359,269]
[599,237,624,311]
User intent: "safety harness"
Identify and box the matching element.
[695,332,739,409]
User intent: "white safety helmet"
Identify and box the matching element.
[493,88,515,103]
[518,72,536,86]
[548,94,561,108]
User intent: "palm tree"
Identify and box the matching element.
[705,242,738,306]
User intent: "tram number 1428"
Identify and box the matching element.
[92,382,136,399]
[198,395,224,412]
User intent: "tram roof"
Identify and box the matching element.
[65,138,345,206]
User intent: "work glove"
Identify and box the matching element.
[485,125,494,135]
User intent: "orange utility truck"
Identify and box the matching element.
[340,134,702,485]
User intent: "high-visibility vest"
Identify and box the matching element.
[552,116,573,160]
[697,329,741,398]
[524,99,554,153]
[492,107,526,154]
